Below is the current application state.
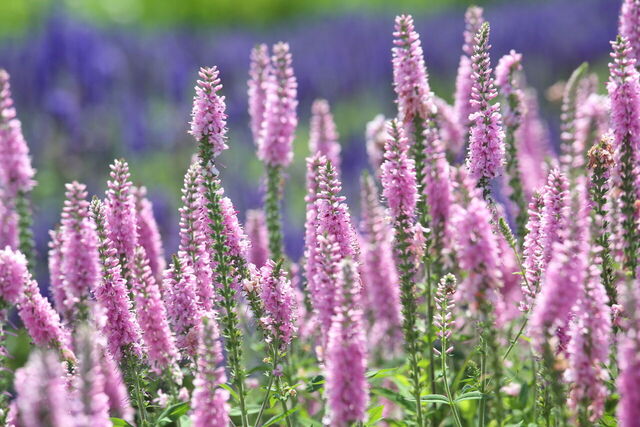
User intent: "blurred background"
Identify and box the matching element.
[0,0,619,282]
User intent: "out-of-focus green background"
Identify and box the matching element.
[0,0,618,282]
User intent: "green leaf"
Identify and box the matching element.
[365,405,385,425]
[229,405,262,416]
[419,394,450,405]
[219,383,239,401]
[371,386,415,412]
[154,401,190,426]
[110,418,134,427]
[305,374,325,393]
[455,391,483,402]
[366,367,398,379]
[262,407,300,427]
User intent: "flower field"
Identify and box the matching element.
[0,1,639,426]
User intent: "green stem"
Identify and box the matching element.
[15,190,35,271]
[440,330,463,427]
[254,344,280,427]
[265,164,284,262]
[479,336,487,427]
[125,354,148,426]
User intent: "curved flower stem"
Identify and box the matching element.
[254,342,280,427]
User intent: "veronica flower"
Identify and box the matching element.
[105,159,138,280]
[47,229,68,317]
[178,162,214,311]
[132,247,178,372]
[190,66,229,158]
[259,260,298,348]
[608,36,640,274]
[309,99,341,172]
[96,339,134,422]
[434,97,464,156]
[365,114,388,173]
[312,232,342,342]
[13,350,75,427]
[617,274,640,427]
[164,258,202,356]
[191,314,230,427]
[325,259,368,427]
[258,42,298,168]
[566,266,611,423]
[466,22,505,194]
[0,246,28,305]
[392,15,434,126]
[380,120,417,220]
[75,326,112,427]
[454,6,484,130]
[539,169,571,266]
[134,186,166,281]
[359,174,402,351]
[248,44,272,145]
[90,198,142,361]
[245,209,269,268]
[0,69,35,197]
[520,192,545,311]
[620,0,640,64]
[60,181,100,319]
[303,153,327,303]
[0,191,17,250]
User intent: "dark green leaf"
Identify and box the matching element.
[262,407,300,427]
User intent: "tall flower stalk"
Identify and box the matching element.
[608,36,640,276]
[466,22,505,200]
[380,119,423,426]
[190,66,249,427]
[495,50,527,236]
[257,43,298,262]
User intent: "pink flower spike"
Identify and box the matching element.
[0,69,36,197]
[13,350,76,427]
[105,159,138,278]
[466,22,505,185]
[190,66,229,157]
[165,259,202,356]
[248,44,272,144]
[245,209,269,268]
[75,326,112,427]
[392,15,434,125]
[60,181,100,316]
[258,42,298,167]
[325,259,368,427]
[47,229,67,316]
[309,99,341,172]
[0,246,28,304]
[381,119,417,220]
[132,247,179,373]
[259,260,298,348]
[134,186,166,282]
[620,0,640,64]
[191,314,230,427]
[365,114,389,173]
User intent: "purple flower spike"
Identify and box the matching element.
[190,66,229,157]
[310,99,341,171]
[620,0,640,64]
[381,119,417,220]
[248,44,272,145]
[245,209,269,269]
[259,260,298,348]
[134,186,166,281]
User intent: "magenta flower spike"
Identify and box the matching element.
[392,15,434,126]
[245,209,269,269]
[566,266,611,423]
[303,153,326,311]
[365,115,389,173]
[0,69,35,197]
[47,229,68,316]
[97,339,134,423]
[466,23,505,192]
[259,260,298,348]
[131,247,179,373]
[105,159,138,279]
[134,186,166,281]
[381,119,417,220]
[248,44,272,145]
[91,198,142,361]
[258,42,298,167]
[0,191,18,249]
[190,66,229,158]
[530,183,590,352]
[454,6,484,130]
[495,50,524,128]
[0,246,28,305]
[517,90,552,197]
[75,326,112,427]
[164,259,202,356]
[608,36,640,273]
[325,259,368,427]
[191,314,230,427]
[539,169,571,266]
[309,99,341,172]
[360,174,403,351]
[451,198,502,310]
[13,350,75,427]
[312,232,342,342]
[520,192,545,311]
[60,181,100,317]
[617,278,640,427]
[620,0,640,64]
[178,162,214,311]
